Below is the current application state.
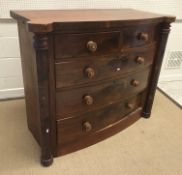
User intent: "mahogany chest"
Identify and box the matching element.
[11,9,175,166]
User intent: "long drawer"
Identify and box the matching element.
[55,45,156,89]
[57,93,143,147]
[56,68,151,119]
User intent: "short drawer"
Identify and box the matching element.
[122,24,158,48]
[55,45,156,89]
[54,31,121,59]
[56,68,151,119]
[57,94,142,146]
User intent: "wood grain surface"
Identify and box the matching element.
[56,68,151,119]
[10,9,175,32]
[11,9,175,166]
[55,45,156,88]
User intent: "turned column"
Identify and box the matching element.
[33,33,53,166]
[142,22,171,118]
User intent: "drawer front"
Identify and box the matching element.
[54,31,121,59]
[57,94,142,146]
[122,24,158,48]
[56,68,151,119]
[55,45,155,89]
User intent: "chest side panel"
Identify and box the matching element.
[17,22,41,143]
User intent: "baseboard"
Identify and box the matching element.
[0,88,24,100]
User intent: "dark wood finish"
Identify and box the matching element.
[17,22,54,166]
[47,33,57,158]
[122,24,158,48]
[33,33,53,166]
[54,25,157,59]
[57,93,143,153]
[57,107,142,155]
[11,9,175,166]
[10,9,175,33]
[56,68,151,119]
[54,31,120,59]
[55,45,156,88]
[17,22,41,144]
[142,22,172,118]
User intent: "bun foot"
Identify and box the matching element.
[141,112,151,118]
[41,156,53,167]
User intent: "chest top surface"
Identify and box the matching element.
[10,9,175,32]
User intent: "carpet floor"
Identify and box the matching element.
[0,90,182,175]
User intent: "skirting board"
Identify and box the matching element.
[0,88,24,100]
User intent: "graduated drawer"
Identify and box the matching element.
[57,94,142,147]
[54,24,157,59]
[56,68,151,119]
[55,45,156,89]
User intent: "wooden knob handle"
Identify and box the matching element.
[83,95,93,105]
[136,56,145,64]
[131,80,140,87]
[138,32,149,41]
[87,41,97,52]
[126,103,134,109]
[83,121,92,132]
[85,67,95,79]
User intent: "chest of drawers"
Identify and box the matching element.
[11,9,175,166]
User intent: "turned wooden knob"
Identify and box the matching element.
[136,56,145,64]
[83,95,94,105]
[85,67,95,79]
[83,121,92,132]
[138,32,149,42]
[126,103,134,109]
[131,80,140,87]
[87,41,97,52]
